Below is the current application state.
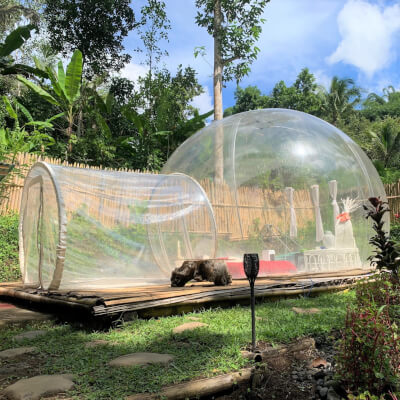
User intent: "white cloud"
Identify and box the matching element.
[327,0,400,77]
[314,70,332,90]
[234,0,344,90]
[190,86,213,115]
[119,62,148,82]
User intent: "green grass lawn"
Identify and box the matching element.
[0,290,354,399]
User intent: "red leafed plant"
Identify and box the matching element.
[336,299,400,395]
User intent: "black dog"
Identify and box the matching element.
[171,260,232,287]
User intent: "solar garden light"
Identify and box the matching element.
[243,253,259,352]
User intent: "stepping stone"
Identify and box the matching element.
[309,357,329,368]
[187,316,200,321]
[13,330,47,342]
[85,340,110,348]
[2,374,74,400]
[292,307,321,315]
[109,352,174,367]
[173,322,208,334]
[0,346,37,359]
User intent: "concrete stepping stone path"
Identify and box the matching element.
[109,352,174,367]
[173,322,208,334]
[13,330,47,342]
[0,347,37,359]
[2,374,74,400]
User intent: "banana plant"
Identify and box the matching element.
[0,96,55,198]
[122,106,172,170]
[0,25,47,78]
[2,96,55,158]
[17,49,110,160]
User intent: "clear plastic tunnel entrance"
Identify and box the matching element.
[19,162,217,290]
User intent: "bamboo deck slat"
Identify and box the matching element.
[0,270,370,319]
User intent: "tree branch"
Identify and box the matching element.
[222,55,239,66]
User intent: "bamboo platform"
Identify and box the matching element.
[0,269,371,321]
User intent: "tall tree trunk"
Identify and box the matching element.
[213,0,224,184]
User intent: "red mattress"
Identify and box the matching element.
[226,260,297,279]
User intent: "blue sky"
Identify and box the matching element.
[122,0,400,115]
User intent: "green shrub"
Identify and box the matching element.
[0,213,20,282]
[391,223,400,243]
[336,274,400,395]
[336,301,400,395]
[348,391,399,400]
[356,273,400,308]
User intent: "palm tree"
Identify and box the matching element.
[369,117,400,167]
[320,77,361,125]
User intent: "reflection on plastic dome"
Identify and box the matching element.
[163,109,388,277]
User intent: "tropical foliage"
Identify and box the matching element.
[17,49,111,160]
[0,0,399,180]
[43,0,136,78]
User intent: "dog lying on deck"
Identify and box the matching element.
[170,260,232,287]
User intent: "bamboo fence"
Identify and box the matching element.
[384,180,400,221]
[0,152,154,215]
[2,153,399,239]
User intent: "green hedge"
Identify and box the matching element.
[0,213,20,282]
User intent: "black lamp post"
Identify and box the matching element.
[243,253,259,351]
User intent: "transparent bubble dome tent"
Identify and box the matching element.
[19,109,387,290]
[163,109,387,277]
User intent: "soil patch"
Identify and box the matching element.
[216,331,342,400]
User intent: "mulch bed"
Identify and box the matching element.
[216,331,344,400]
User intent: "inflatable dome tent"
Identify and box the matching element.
[163,109,387,278]
[19,109,387,290]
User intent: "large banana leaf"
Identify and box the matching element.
[96,113,111,139]
[58,61,66,93]
[25,120,53,129]
[46,112,65,124]
[122,107,144,134]
[0,25,34,58]
[2,96,17,120]
[46,65,68,105]
[33,56,45,71]
[1,63,48,78]
[14,100,33,122]
[65,50,82,102]
[17,75,58,106]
